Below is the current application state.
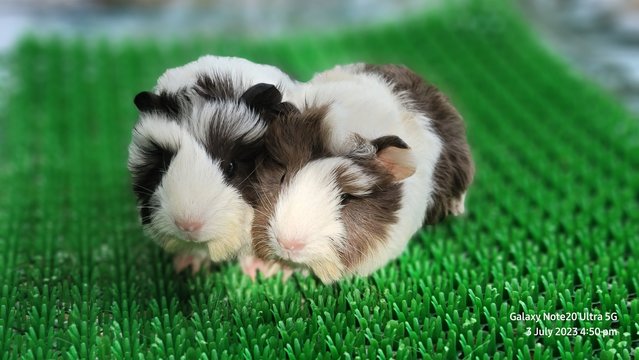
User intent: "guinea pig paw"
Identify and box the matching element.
[281,266,296,282]
[260,261,283,279]
[312,263,344,284]
[239,255,261,281]
[277,264,311,282]
[239,256,283,281]
[173,253,210,274]
[450,193,467,216]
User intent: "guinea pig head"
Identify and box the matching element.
[128,79,283,261]
[252,109,416,283]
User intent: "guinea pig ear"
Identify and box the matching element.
[134,91,183,117]
[133,91,160,112]
[372,135,416,181]
[240,83,283,111]
[272,101,301,116]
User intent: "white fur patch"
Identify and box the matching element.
[269,158,350,264]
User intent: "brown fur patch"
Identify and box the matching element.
[251,106,332,260]
[334,161,401,269]
[363,64,475,224]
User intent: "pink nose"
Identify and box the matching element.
[175,219,203,233]
[278,238,305,252]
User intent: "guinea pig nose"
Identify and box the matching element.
[278,238,305,252]
[175,219,203,233]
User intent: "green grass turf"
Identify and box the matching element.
[1,2,638,359]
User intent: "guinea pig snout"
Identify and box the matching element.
[277,237,306,252]
[174,218,204,234]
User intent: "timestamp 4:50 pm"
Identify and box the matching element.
[525,327,619,337]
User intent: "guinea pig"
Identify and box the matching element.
[294,63,474,224]
[253,64,474,283]
[127,55,299,272]
[252,106,419,283]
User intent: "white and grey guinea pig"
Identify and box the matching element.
[127,55,300,270]
[253,64,474,283]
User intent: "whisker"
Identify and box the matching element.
[133,184,159,195]
[237,167,257,187]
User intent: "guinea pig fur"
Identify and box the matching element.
[127,56,299,264]
[255,64,474,283]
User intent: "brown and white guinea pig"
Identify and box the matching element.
[253,63,474,283]
[252,106,419,283]
[297,63,475,223]
[127,55,299,271]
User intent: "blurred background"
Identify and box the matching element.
[1,0,638,113]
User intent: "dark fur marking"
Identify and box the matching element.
[133,91,159,112]
[363,64,475,224]
[193,77,292,204]
[193,76,286,204]
[263,105,329,166]
[130,140,176,224]
[371,135,409,151]
[252,105,331,260]
[133,91,185,119]
[194,73,237,101]
[239,83,283,111]
[201,109,267,205]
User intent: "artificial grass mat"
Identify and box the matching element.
[1,2,638,359]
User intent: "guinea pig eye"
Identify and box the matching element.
[222,160,236,178]
[340,193,357,205]
[280,173,286,185]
